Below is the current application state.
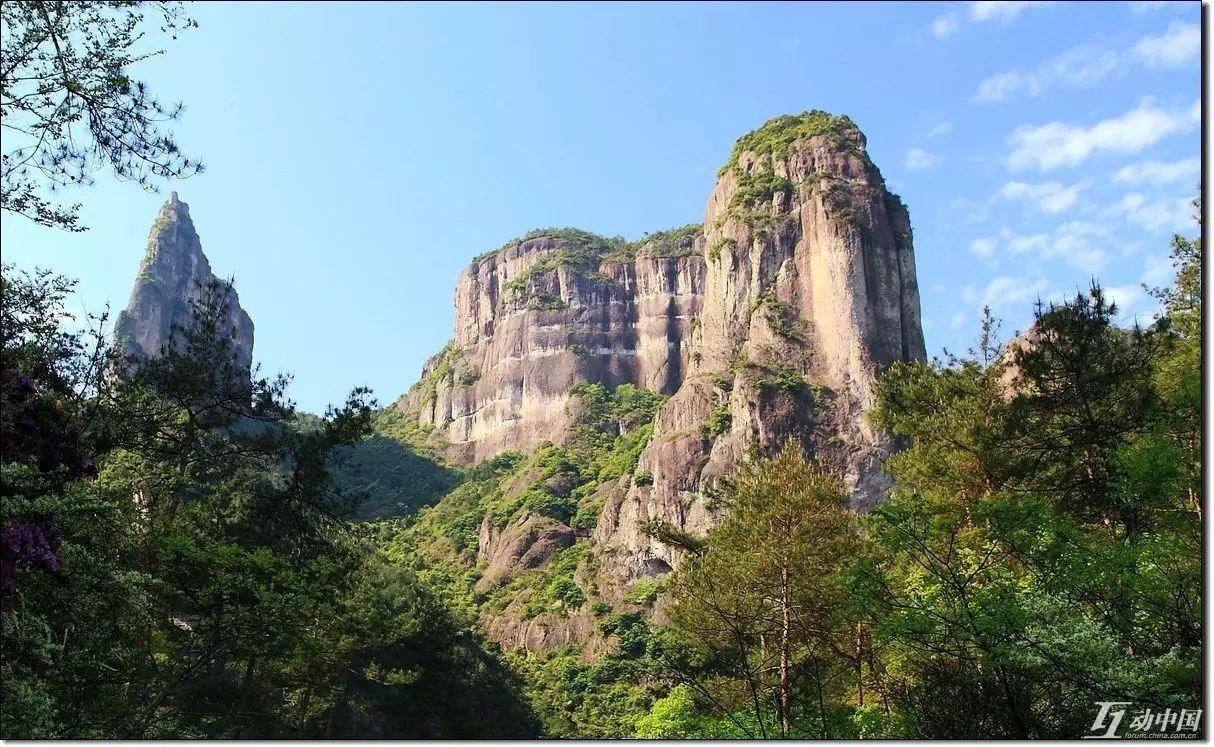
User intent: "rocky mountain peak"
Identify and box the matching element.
[114,194,255,371]
[394,111,926,641]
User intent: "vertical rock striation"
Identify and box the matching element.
[114,192,255,369]
[396,228,706,462]
[594,112,925,586]
[396,111,926,622]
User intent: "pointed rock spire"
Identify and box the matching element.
[113,193,255,371]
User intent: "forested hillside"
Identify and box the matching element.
[2,211,1199,737]
[0,274,538,737]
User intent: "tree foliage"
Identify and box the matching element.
[1,1,202,231]
[663,444,859,738]
[651,217,1202,738]
[0,266,536,737]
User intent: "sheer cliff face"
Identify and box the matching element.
[398,232,706,462]
[114,193,254,369]
[399,111,926,603]
[596,116,925,585]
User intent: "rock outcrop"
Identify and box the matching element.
[114,192,254,370]
[594,112,925,588]
[398,111,926,647]
[397,227,705,462]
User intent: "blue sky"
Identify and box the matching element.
[2,0,1200,414]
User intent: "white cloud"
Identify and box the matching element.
[1104,284,1144,312]
[949,313,967,330]
[1002,229,1051,256]
[1130,0,1182,11]
[970,237,998,257]
[1113,157,1200,186]
[930,13,960,39]
[973,25,1195,104]
[975,43,1121,102]
[1006,99,1199,171]
[1141,253,1174,287]
[1104,193,1196,231]
[928,121,954,137]
[969,1,1056,24]
[973,71,1036,103]
[905,148,940,171]
[997,180,1082,213]
[973,275,1052,311]
[930,2,1053,41]
[1133,21,1200,68]
[1050,221,1109,272]
[969,224,1110,273]
[951,196,985,214]
[1045,45,1123,87]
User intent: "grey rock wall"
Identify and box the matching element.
[114,192,254,371]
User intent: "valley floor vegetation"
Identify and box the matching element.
[1,213,1200,738]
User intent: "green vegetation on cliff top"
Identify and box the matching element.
[469,113,861,268]
[719,109,863,177]
[472,224,704,266]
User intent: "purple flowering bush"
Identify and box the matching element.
[0,516,60,593]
